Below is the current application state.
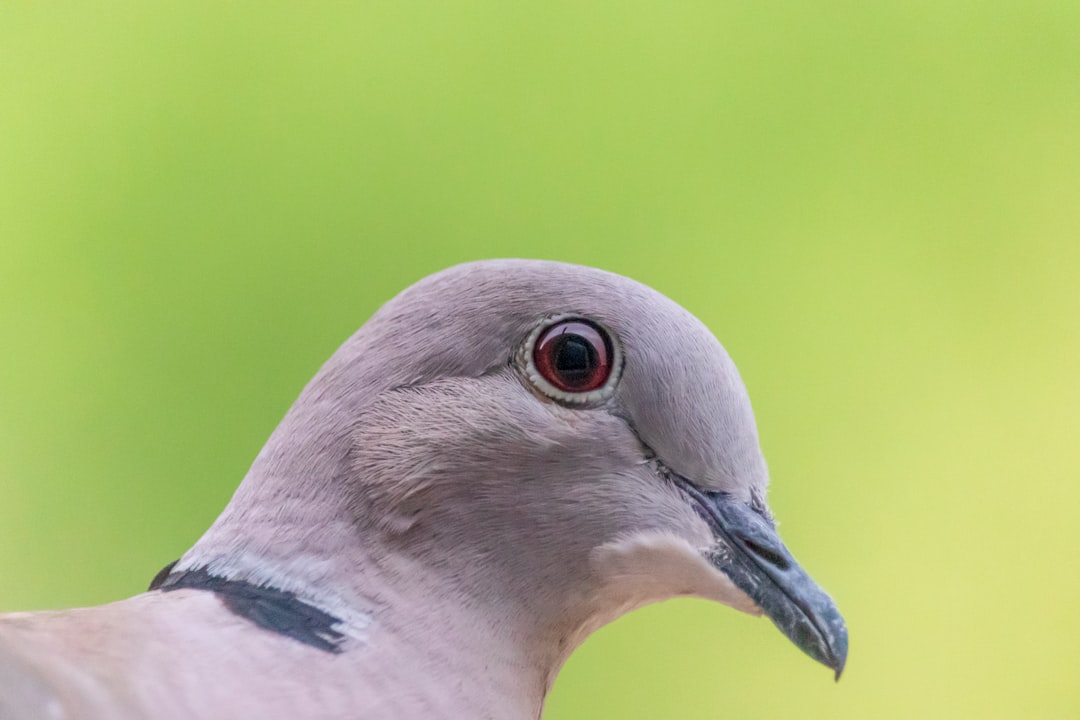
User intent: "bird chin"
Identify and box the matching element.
[590,531,763,616]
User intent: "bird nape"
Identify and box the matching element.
[0,259,846,720]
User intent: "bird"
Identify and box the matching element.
[0,259,847,720]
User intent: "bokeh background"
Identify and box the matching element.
[2,2,1078,718]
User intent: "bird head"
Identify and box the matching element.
[194,259,846,678]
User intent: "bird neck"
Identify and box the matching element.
[179,505,584,718]
[354,573,561,719]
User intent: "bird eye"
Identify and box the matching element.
[524,317,621,403]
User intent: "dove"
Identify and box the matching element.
[0,259,846,720]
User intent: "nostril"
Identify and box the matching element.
[742,538,790,571]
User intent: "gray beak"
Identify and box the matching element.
[674,477,848,679]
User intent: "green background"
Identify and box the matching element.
[2,2,1077,718]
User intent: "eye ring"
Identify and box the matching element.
[520,315,623,405]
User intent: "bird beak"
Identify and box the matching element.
[674,477,848,679]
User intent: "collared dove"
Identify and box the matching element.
[0,259,847,720]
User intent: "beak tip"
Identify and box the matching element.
[831,644,846,681]
[827,623,848,681]
[797,606,847,680]
[832,651,846,682]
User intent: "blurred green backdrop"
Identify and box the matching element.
[1,2,1078,718]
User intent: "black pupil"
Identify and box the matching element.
[553,334,596,386]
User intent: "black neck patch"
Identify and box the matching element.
[155,566,346,654]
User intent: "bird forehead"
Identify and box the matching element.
[389,259,717,355]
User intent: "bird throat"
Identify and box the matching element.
[150,564,346,653]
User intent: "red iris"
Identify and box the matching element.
[532,320,613,393]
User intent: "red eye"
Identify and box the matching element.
[532,319,614,394]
